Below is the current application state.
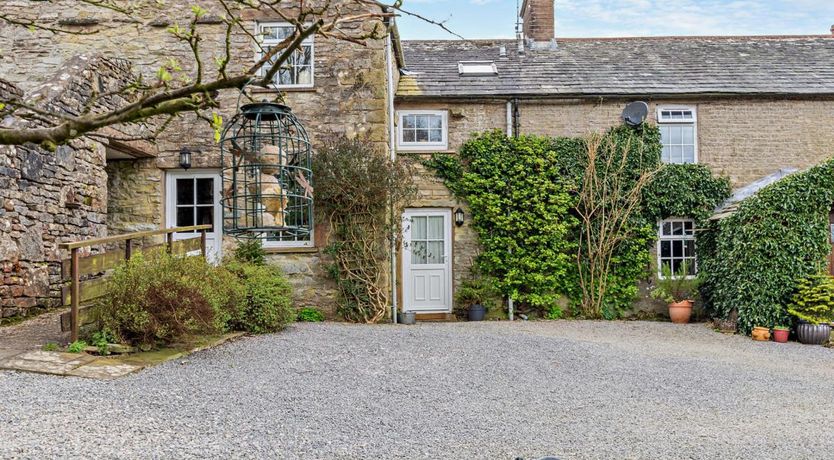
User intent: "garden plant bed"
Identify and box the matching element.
[0,333,244,380]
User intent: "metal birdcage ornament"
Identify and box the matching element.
[220,102,313,242]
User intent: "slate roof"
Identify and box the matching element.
[398,36,834,98]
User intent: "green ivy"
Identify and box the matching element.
[428,131,578,311]
[642,163,732,223]
[426,126,729,318]
[700,159,834,334]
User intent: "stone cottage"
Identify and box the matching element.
[1,0,834,320]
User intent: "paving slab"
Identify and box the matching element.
[0,351,96,375]
[67,359,142,380]
[0,348,23,360]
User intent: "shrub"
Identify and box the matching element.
[233,238,266,266]
[454,268,501,312]
[314,135,416,323]
[700,159,834,333]
[297,307,325,322]
[650,264,700,303]
[787,274,834,325]
[67,340,87,353]
[226,261,295,333]
[98,252,244,349]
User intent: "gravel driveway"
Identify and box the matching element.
[2,321,833,459]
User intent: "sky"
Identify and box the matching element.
[396,0,834,40]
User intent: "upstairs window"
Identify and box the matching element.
[257,23,314,88]
[657,107,697,164]
[657,219,697,279]
[397,110,448,151]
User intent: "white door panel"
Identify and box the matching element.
[403,209,452,312]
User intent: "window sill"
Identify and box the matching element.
[264,246,318,255]
[399,149,456,155]
[250,86,317,94]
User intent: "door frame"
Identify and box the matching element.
[165,169,223,262]
[401,207,453,313]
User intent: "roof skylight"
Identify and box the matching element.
[458,61,498,76]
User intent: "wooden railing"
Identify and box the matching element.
[58,225,212,341]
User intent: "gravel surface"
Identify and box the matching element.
[1,321,833,459]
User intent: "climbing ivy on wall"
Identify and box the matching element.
[426,126,730,319]
[700,159,834,334]
[426,132,578,314]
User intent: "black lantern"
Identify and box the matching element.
[454,208,465,227]
[179,148,192,170]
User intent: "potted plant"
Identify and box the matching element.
[772,326,790,343]
[751,326,771,341]
[454,268,499,321]
[787,273,834,345]
[650,263,699,324]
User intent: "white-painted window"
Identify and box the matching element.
[397,110,448,151]
[458,61,498,76]
[657,219,697,279]
[657,106,697,164]
[257,22,314,88]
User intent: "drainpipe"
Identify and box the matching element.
[506,99,517,321]
[385,32,399,324]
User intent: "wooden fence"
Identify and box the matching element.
[57,225,212,341]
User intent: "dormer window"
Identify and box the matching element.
[458,61,498,76]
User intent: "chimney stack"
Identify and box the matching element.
[520,0,555,42]
[830,24,834,37]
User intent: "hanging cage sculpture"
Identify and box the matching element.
[220,102,313,243]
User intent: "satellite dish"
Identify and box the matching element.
[622,101,649,126]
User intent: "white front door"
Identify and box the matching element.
[402,208,453,312]
[166,171,223,263]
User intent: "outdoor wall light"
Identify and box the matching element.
[454,207,465,227]
[179,147,193,170]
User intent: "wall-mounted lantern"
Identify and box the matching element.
[179,147,193,170]
[454,208,465,227]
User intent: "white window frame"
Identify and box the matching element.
[657,106,698,164]
[657,218,697,280]
[262,228,314,249]
[255,22,315,89]
[397,110,449,152]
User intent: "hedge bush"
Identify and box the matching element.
[225,261,295,334]
[98,252,244,349]
[701,159,834,334]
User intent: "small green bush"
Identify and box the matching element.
[226,261,295,334]
[454,270,501,312]
[297,307,325,322]
[67,340,87,353]
[650,263,700,303]
[233,238,267,266]
[42,342,59,352]
[98,252,244,349]
[787,274,834,325]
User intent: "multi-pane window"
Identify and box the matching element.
[175,178,215,231]
[658,219,697,278]
[658,107,697,164]
[398,111,448,151]
[258,23,314,88]
[409,215,445,264]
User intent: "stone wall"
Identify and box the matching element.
[0,55,139,316]
[0,1,394,317]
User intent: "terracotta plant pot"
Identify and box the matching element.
[668,300,693,324]
[772,328,789,343]
[796,321,831,345]
[751,326,771,341]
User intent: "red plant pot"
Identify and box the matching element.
[773,329,789,343]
